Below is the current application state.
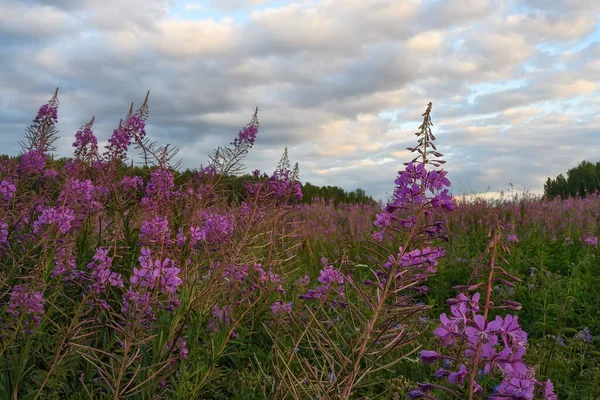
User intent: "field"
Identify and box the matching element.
[0,94,598,399]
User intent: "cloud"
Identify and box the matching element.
[185,3,203,11]
[507,12,598,41]
[149,20,238,58]
[0,0,599,200]
[210,0,269,11]
[0,1,79,39]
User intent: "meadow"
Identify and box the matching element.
[0,91,598,399]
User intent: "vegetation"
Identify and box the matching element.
[0,91,596,399]
[544,160,600,199]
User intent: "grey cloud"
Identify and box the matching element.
[0,1,80,40]
[507,12,598,42]
[523,0,600,13]
[422,0,500,29]
[209,0,269,11]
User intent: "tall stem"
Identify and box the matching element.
[468,211,500,400]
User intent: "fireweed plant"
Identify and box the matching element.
[1,91,589,398]
[0,89,303,398]
[266,103,455,399]
[411,209,557,399]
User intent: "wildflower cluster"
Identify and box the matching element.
[33,206,75,235]
[299,264,345,300]
[87,247,124,295]
[73,118,99,161]
[414,211,556,400]
[6,285,45,328]
[105,115,147,160]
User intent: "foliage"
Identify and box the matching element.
[544,160,600,199]
[0,91,598,400]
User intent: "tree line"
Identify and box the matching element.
[544,160,600,199]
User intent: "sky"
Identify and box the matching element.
[0,0,599,200]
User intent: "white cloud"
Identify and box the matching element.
[185,3,204,11]
[149,19,238,58]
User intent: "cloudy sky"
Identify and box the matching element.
[1,0,599,199]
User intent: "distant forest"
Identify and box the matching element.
[183,170,376,206]
[544,160,600,199]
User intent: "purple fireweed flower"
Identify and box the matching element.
[33,206,75,234]
[189,226,207,244]
[253,264,285,293]
[0,180,16,204]
[52,245,78,279]
[300,285,330,301]
[582,236,598,247]
[317,265,344,285]
[296,275,310,286]
[144,168,175,198]
[44,169,58,179]
[203,213,234,244]
[73,125,98,160]
[130,248,182,296]
[210,305,233,332]
[448,364,468,385]
[58,178,103,214]
[96,299,110,311]
[447,292,481,314]
[374,212,393,228]
[19,150,46,175]
[7,284,45,327]
[236,125,258,146]
[419,350,443,364]
[434,369,451,378]
[407,390,425,399]
[544,379,557,400]
[465,314,501,346]
[222,264,249,283]
[36,103,58,122]
[433,312,461,346]
[105,115,146,160]
[507,234,519,244]
[481,344,513,375]
[372,231,384,242]
[160,261,183,294]
[300,263,347,300]
[122,289,154,323]
[271,301,293,315]
[177,336,189,359]
[490,377,535,400]
[165,336,189,360]
[493,314,528,351]
[139,215,171,245]
[500,346,528,378]
[386,163,454,211]
[176,228,187,247]
[0,221,8,249]
[87,247,124,293]
[431,189,455,211]
[268,170,303,201]
[119,175,144,191]
[386,246,446,274]
[549,335,566,347]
